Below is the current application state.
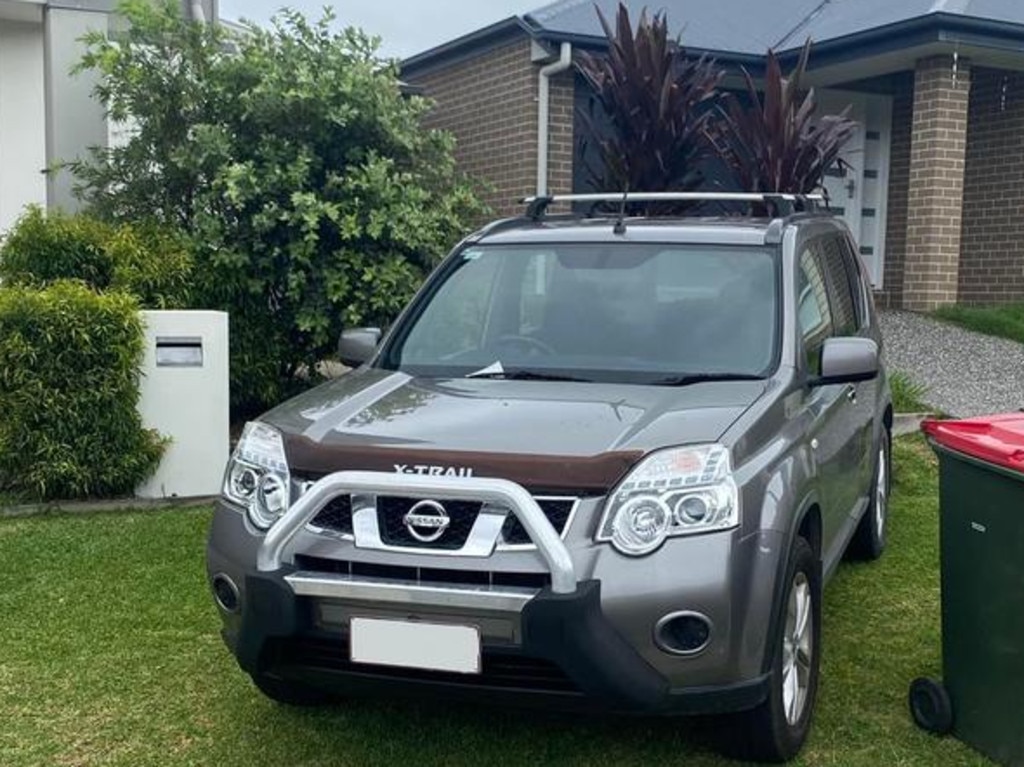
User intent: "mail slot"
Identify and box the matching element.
[155,337,204,367]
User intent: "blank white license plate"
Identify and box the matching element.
[349,618,481,674]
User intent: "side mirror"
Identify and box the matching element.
[814,337,879,386]
[338,327,381,368]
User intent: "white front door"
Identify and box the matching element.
[818,90,893,289]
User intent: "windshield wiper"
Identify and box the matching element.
[649,373,767,387]
[466,369,594,383]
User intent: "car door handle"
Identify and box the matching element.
[845,385,857,404]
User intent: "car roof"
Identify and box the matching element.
[473,215,842,247]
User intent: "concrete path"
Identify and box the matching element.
[880,310,1024,418]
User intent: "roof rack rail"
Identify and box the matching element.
[521,192,826,220]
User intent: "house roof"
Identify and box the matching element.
[525,0,1024,55]
[403,0,1024,75]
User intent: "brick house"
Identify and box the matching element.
[402,0,1024,311]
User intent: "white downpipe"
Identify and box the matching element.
[536,42,572,197]
[190,2,207,22]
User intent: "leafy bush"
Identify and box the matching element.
[0,206,192,309]
[576,4,722,196]
[577,4,856,201]
[709,41,857,195]
[0,282,165,500]
[72,1,484,415]
[0,207,115,289]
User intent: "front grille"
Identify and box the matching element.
[311,495,353,536]
[271,636,579,693]
[377,496,480,550]
[501,499,575,545]
[307,491,577,549]
[294,555,551,590]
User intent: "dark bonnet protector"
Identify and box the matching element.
[283,435,643,494]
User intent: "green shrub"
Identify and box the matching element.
[73,2,485,414]
[0,281,165,500]
[0,206,115,289]
[0,206,192,309]
[107,223,193,309]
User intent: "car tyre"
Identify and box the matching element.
[719,536,821,763]
[251,672,337,707]
[848,426,891,561]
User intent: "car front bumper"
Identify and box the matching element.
[208,469,778,714]
[216,565,768,715]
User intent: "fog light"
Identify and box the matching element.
[212,573,240,613]
[655,612,712,656]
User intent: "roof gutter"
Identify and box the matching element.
[537,41,572,196]
[530,12,1024,74]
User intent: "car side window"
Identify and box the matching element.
[839,236,869,328]
[819,234,859,336]
[797,245,833,376]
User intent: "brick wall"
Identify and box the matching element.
[959,67,1024,304]
[406,37,575,221]
[902,55,971,311]
[876,79,913,309]
[407,37,538,219]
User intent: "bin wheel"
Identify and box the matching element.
[909,677,953,735]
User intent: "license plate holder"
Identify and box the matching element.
[349,617,481,674]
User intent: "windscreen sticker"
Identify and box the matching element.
[463,249,483,261]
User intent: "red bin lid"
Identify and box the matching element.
[922,414,1024,473]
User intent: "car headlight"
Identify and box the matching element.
[597,444,739,556]
[223,422,291,530]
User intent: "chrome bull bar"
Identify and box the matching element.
[256,471,578,595]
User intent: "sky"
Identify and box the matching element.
[218,1,547,59]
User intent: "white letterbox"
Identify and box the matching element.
[136,311,230,500]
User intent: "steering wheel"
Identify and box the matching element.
[494,334,556,356]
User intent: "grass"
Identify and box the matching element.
[890,371,931,413]
[0,441,993,767]
[934,302,1024,346]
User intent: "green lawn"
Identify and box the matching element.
[0,439,992,766]
[934,302,1024,346]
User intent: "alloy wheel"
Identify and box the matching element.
[782,572,814,725]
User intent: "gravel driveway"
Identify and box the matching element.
[880,310,1024,418]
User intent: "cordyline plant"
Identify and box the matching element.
[710,40,857,197]
[576,3,722,198]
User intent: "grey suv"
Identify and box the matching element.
[206,193,892,762]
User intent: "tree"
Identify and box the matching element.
[73,1,483,414]
[576,3,722,197]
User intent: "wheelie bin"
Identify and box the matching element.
[912,414,1024,767]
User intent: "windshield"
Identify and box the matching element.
[380,243,779,385]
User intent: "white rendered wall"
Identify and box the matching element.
[0,18,47,233]
[137,311,231,500]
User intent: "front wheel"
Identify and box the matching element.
[719,536,821,763]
